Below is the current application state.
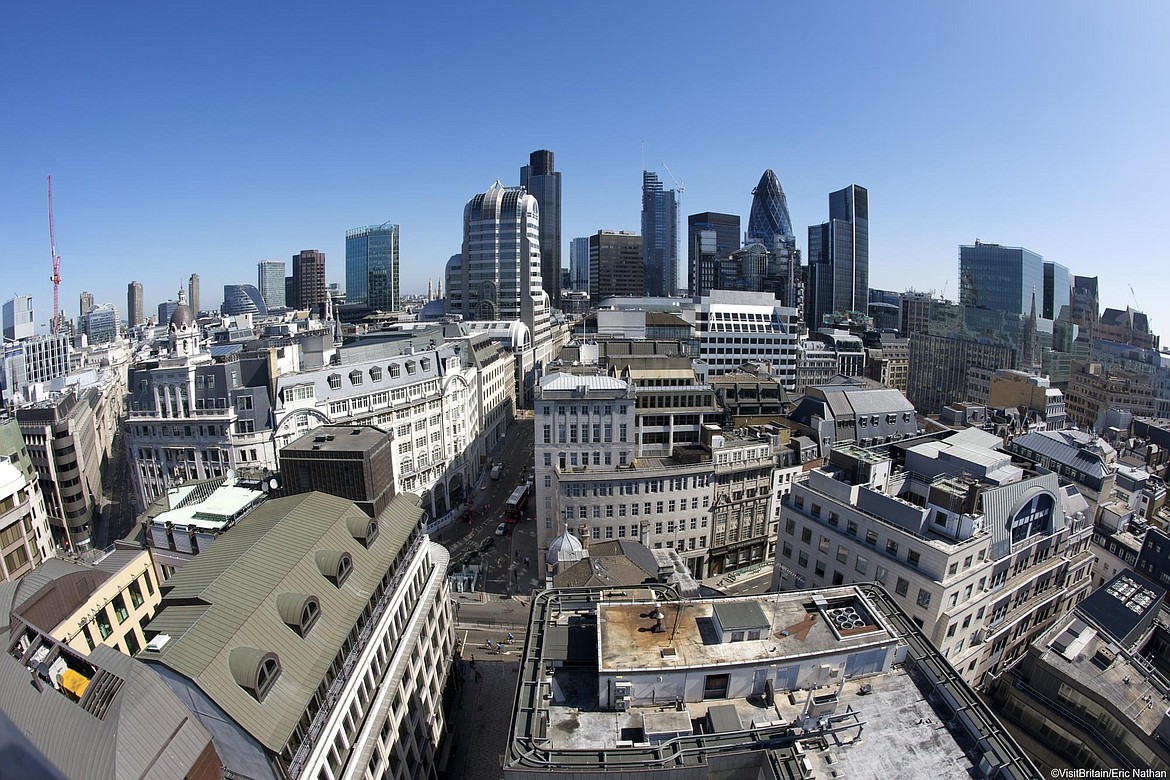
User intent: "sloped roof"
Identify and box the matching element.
[139,491,423,752]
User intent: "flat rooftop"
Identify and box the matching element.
[283,425,390,454]
[149,479,266,531]
[598,592,891,673]
[546,671,972,780]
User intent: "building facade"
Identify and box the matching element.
[346,222,401,312]
[188,273,201,315]
[139,491,455,780]
[772,437,1095,688]
[222,284,268,316]
[82,303,119,345]
[0,447,53,582]
[686,211,740,297]
[3,294,35,342]
[807,184,869,330]
[292,249,327,311]
[641,170,678,297]
[257,260,287,310]
[568,236,590,294]
[688,291,800,389]
[127,281,144,328]
[588,230,644,301]
[907,332,1017,415]
[520,150,562,309]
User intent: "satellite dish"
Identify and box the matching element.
[268,476,282,492]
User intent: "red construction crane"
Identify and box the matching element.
[47,175,62,334]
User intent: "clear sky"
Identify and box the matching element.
[3,2,1168,335]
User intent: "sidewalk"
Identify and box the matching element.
[443,659,520,780]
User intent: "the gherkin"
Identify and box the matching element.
[747,169,794,243]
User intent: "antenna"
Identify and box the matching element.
[47,175,63,335]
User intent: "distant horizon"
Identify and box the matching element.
[5,2,1168,335]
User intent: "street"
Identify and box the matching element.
[437,415,539,597]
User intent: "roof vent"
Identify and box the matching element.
[144,634,171,652]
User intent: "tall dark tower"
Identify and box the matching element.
[806,185,868,330]
[520,150,562,309]
[641,170,679,297]
[292,250,327,312]
[748,169,794,245]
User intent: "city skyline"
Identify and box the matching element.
[3,3,1168,333]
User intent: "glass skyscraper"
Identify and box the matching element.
[687,212,740,297]
[807,184,869,330]
[641,170,679,297]
[346,223,400,312]
[747,169,794,247]
[257,260,286,310]
[222,284,269,316]
[520,150,561,309]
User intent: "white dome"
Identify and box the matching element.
[546,528,584,567]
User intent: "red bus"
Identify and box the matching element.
[504,484,530,521]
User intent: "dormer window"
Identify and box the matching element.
[349,370,363,386]
[277,593,321,637]
[229,647,281,703]
[317,551,353,587]
[370,366,382,381]
[328,374,341,390]
[390,364,401,378]
[348,514,380,548]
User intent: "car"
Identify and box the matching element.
[495,522,507,536]
[479,537,495,552]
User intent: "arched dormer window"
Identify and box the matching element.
[277,592,321,637]
[229,647,281,702]
[347,514,380,548]
[316,550,353,587]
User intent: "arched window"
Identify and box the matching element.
[301,599,320,634]
[316,551,353,588]
[257,656,281,700]
[277,593,321,637]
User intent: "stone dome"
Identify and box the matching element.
[169,303,194,330]
[546,527,584,568]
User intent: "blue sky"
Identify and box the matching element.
[3,2,1168,335]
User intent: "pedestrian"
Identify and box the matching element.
[524,556,529,567]
[507,632,514,641]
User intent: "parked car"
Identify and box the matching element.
[490,464,502,480]
[495,522,508,536]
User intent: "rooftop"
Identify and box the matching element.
[282,424,391,455]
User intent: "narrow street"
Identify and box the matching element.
[438,415,538,598]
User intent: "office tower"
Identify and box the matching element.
[83,303,119,344]
[2,295,34,341]
[345,222,400,311]
[588,231,644,301]
[807,184,869,330]
[748,168,795,246]
[1042,261,1071,320]
[292,249,326,311]
[127,281,144,327]
[569,237,590,293]
[520,150,562,308]
[959,241,1048,369]
[1071,275,1099,328]
[285,275,295,309]
[280,424,395,518]
[188,272,201,314]
[641,170,679,297]
[157,299,178,326]
[868,289,902,332]
[78,291,94,319]
[221,284,268,316]
[687,212,740,296]
[257,259,287,309]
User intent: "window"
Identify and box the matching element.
[907,550,920,568]
[798,551,809,568]
[128,579,144,608]
[818,536,830,554]
[370,366,382,381]
[328,374,341,390]
[302,599,321,635]
[886,540,899,556]
[730,631,745,642]
[855,555,868,575]
[815,560,826,577]
[916,589,932,608]
[256,655,281,702]
[112,594,129,623]
[845,520,858,537]
[866,530,878,546]
[836,545,848,563]
[894,577,909,597]
[801,528,812,544]
[96,608,113,639]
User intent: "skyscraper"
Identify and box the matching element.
[83,303,119,344]
[222,284,268,316]
[686,212,740,296]
[188,273,201,314]
[641,170,678,297]
[3,295,34,341]
[292,250,326,311]
[806,184,869,330]
[345,222,400,311]
[79,291,94,319]
[520,150,562,309]
[127,281,143,327]
[588,231,644,301]
[747,169,795,246]
[569,237,590,294]
[257,260,286,310]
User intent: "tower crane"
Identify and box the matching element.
[661,162,686,196]
[47,175,62,335]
